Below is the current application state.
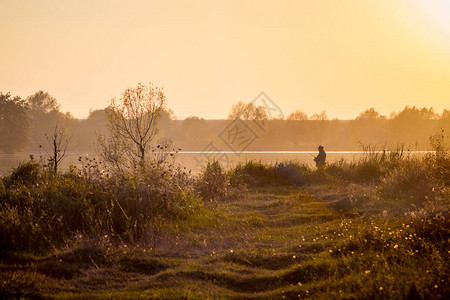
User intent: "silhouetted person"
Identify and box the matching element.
[314,145,326,167]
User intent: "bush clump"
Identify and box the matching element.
[380,159,443,205]
[352,161,383,183]
[274,161,310,186]
[195,161,228,201]
[228,161,311,187]
[0,157,202,254]
[4,159,42,187]
[228,161,279,187]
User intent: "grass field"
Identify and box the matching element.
[2,182,448,299]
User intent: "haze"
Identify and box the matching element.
[1,0,450,119]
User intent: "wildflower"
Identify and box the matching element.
[293,255,296,259]
[379,287,383,291]
[394,244,398,249]
[230,249,234,253]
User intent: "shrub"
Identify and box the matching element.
[228,161,280,187]
[5,159,42,187]
[380,160,443,205]
[429,130,450,186]
[0,204,52,253]
[0,155,202,254]
[325,163,348,178]
[196,161,228,201]
[274,161,310,186]
[352,161,383,183]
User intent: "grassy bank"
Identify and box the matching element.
[0,142,449,298]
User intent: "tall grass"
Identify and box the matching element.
[195,161,228,201]
[227,160,312,187]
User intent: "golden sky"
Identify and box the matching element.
[1,0,449,119]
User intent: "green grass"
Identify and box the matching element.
[1,184,448,299]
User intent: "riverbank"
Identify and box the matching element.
[1,149,449,298]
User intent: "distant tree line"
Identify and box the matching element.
[185,104,450,151]
[0,90,107,153]
[0,91,68,152]
[1,90,450,154]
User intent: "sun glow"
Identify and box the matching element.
[405,0,450,47]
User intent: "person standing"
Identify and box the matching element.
[314,145,326,167]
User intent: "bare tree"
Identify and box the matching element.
[100,83,166,170]
[40,121,71,174]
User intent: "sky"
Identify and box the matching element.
[1,0,450,120]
